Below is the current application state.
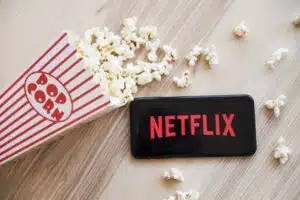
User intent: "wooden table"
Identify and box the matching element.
[1,0,300,199]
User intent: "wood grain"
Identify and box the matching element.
[0,0,300,199]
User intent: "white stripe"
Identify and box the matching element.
[0,113,44,146]
[0,104,32,133]
[51,50,79,78]
[41,45,75,74]
[0,93,27,121]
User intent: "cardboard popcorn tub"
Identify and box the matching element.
[0,32,122,165]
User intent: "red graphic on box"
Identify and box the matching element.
[24,72,73,122]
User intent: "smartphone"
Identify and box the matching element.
[130,95,256,158]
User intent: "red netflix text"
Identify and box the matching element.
[150,113,236,140]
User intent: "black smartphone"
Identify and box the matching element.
[130,95,257,158]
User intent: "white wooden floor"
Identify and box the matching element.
[0,0,300,199]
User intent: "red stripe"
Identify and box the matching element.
[0,100,110,163]
[39,43,70,72]
[0,102,29,127]
[0,85,23,109]
[0,117,46,150]
[0,108,33,134]
[0,113,39,142]
[0,94,25,118]
[48,49,77,75]
[73,94,104,113]
[63,69,85,86]
[73,84,100,102]
[0,33,67,100]
[56,58,83,79]
[0,94,103,150]
[69,76,93,94]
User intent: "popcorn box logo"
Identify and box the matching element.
[24,72,73,122]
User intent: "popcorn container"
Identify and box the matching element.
[0,33,120,165]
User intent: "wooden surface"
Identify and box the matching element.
[1,0,300,199]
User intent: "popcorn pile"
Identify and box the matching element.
[164,190,200,200]
[186,44,219,68]
[163,168,184,181]
[69,17,177,105]
[273,136,292,164]
[265,48,289,69]
[265,94,287,118]
[232,21,249,37]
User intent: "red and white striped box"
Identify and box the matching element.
[0,33,119,165]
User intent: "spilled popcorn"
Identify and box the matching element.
[274,136,292,164]
[177,190,199,200]
[173,70,192,88]
[162,45,178,62]
[203,44,219,67]
[163,196,176,200]
[265,95,287,118]
[163,190,199,200]
[68,17,177,106]
[163,168,184,181]
[293,15,300,25]
[186,44,218,68]
[186,45,206,67]
[266,48,289,69]
[233,21,249,37]
[146,39,160,62]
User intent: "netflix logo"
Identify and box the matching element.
[150,113,235,140]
